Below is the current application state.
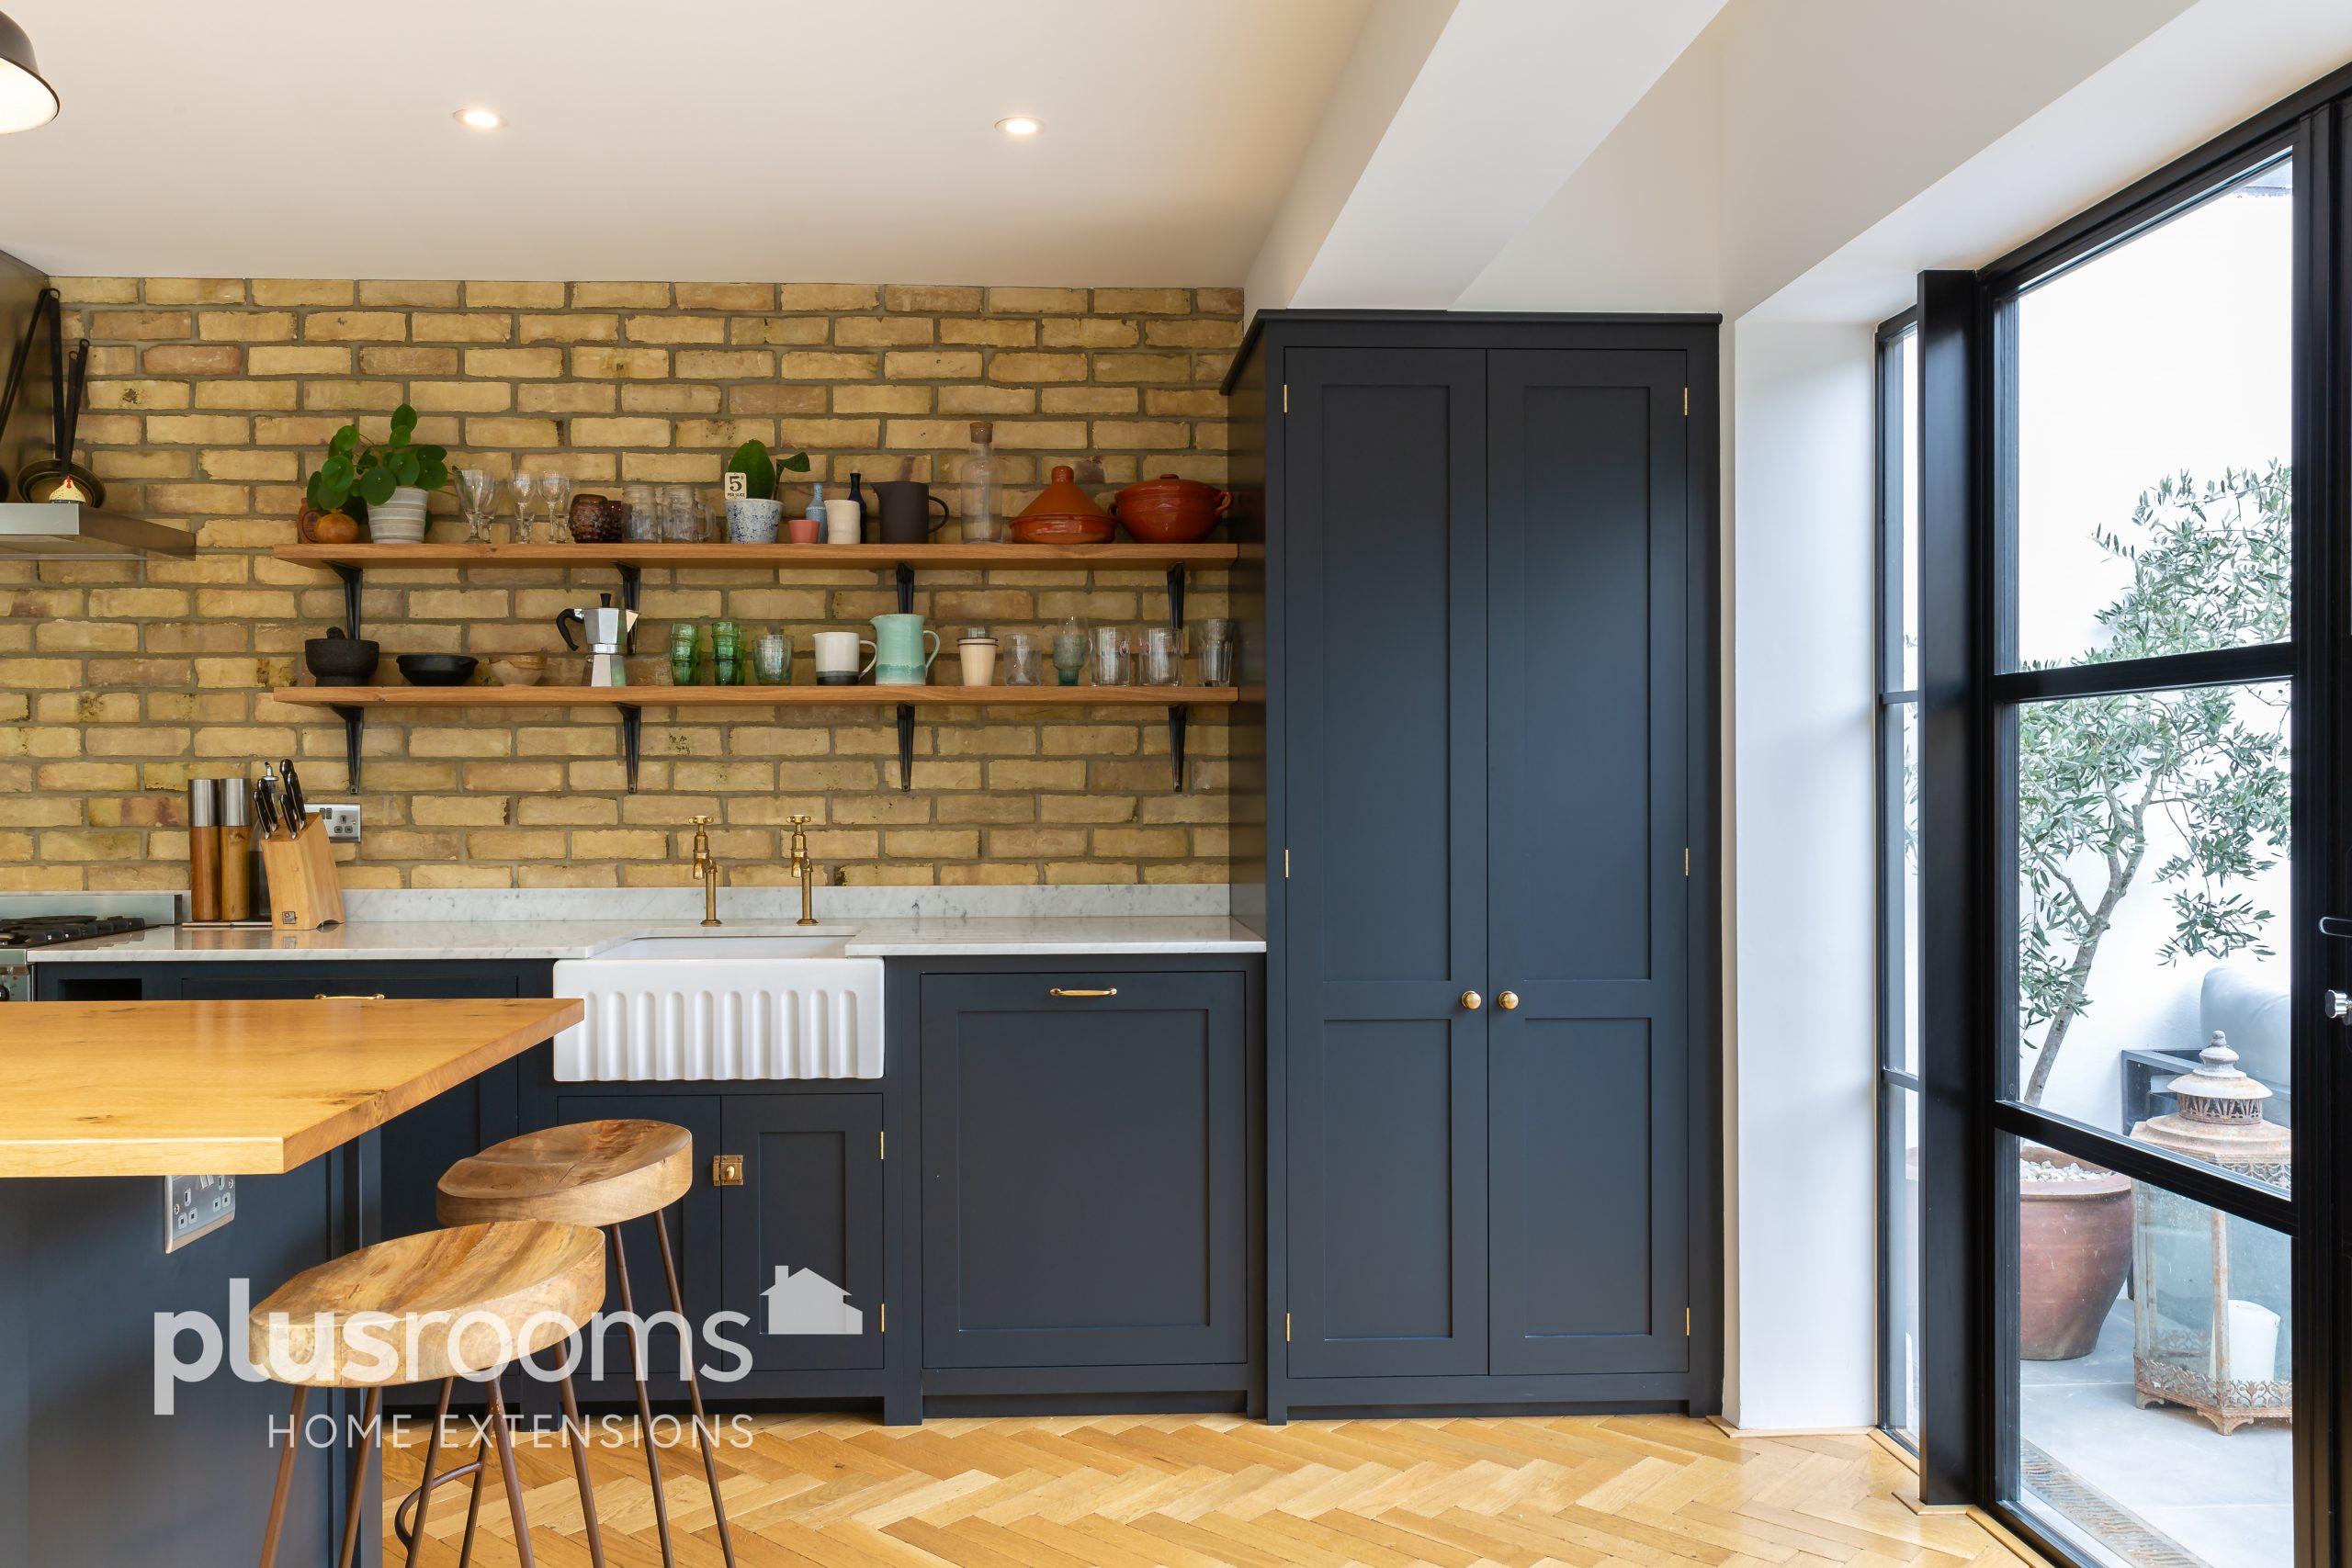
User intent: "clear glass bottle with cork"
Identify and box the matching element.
[962,422,1003,543]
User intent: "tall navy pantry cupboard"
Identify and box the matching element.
[1223,312,1721,1420]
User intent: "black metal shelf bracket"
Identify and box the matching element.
[895,562,916,615]
[334,565,363,640]
[332,705,364,792]
[1166,566,1186,631]
[1169,705,1187,791]
[619,705,642,792]
[616,564,641,650]
[897,703,916,791]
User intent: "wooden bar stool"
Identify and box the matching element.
[437,1119,735,1568]
[248,1219,606,1568]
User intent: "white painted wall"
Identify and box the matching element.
[1724,321,1879,1430]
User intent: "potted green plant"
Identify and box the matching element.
[723,437,809,544]
[2014,463,2290,1359]
[303,403,449,545]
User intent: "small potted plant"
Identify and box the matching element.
[303,402,449,545]
[723,437,809,544]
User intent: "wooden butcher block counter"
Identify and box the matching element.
[0,997,583,1177]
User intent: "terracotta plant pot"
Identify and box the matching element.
[2019,1145,2134,1360]
[1011,464,1115,544]
[1112,473,1232,544]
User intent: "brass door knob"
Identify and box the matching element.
[1498,990,1521,1010]
[1460,989,1482,1010]
[711,1154,744,1187]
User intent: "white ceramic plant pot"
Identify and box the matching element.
[366,486,430,545]
[726,496,785,544]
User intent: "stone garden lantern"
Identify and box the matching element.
[2127,1031,2292,1434]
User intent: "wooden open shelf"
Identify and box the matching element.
[270,539,1259,794]
[273,683,1258,793]
[274,540,1252,570]
[273,684,1250,709]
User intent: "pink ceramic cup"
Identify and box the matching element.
[787,516,822,545]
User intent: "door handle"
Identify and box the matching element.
[1498,990,1520,1010]
[2328,990,2351,1022]
[313,993,386,1001]
[1049,987,1118,998]
[1459,990,1482,1010]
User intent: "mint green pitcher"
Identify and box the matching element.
[869,613,941,686]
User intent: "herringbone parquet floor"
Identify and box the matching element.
[381,1410,2041,1568]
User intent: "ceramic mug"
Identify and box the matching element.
[811,629,875,685]
[824,498,863,546]
[869,612,941,686]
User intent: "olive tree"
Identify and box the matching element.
[2016,463,2290,1105]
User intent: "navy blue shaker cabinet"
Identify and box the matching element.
[1230,311,1723,1420]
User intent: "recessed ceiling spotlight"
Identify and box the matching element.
[995,115,1041,138]
[454,107,504,130]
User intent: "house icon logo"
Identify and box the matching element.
[763,1267,863,1336]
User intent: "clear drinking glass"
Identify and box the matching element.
[1138,626,1181,686]
[662,486,700,543]
[625,483,659,542]
[539,474,574,544]
[505,472,537,542]
[455,468,495,545]
[1089,626,1130,686]
[1196,618,1235,687]
[1002,631,1042,685]
[753,631,790,685]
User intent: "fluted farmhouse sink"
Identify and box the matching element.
[551,929,883,1082]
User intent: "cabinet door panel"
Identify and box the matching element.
[542,1092,724,1399]
[921,970,1247,1369]
[1284,346,1488,1379]
[722,1095,885,1372]
[1487,348,1691,1376]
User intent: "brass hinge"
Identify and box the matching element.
[1283,849,1291,879]
[711,1154,743,1187]
[1283,1312,1292,1342]
[878,1131,886,1160]
[881,1303,887,1334]
[1683,847,1690,877]
[1685,1307,1692,1336]
[1682,387,1690,416]
[1282,383,1290,414]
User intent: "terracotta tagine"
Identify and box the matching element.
[1112,473,1232,544]
[1011,465,1115,544]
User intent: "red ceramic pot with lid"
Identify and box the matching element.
[1011,465,1115,544]
[1111,473,1233,544]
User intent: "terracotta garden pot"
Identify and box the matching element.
[2019,1145,2134,1360]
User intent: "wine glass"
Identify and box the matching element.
[506,471,538,544]
[540,473,575,543]
[454,468,495,546]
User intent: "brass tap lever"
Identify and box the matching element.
[689,813,722,926]
[786,813,819,926]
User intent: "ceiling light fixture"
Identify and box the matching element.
[995,115,1041,138]
[0,10,58,133]
[454,107,504,130]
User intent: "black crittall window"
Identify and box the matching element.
[1908,62,2352,1568]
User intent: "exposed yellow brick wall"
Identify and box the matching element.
[0,279,1245,892]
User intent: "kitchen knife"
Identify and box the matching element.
[277,758,305,825]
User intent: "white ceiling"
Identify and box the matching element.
[0,0,1373,284]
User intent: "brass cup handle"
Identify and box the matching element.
[314,992,387,1001]
[1460,989,1482,1010]
[1049,987,1118,998]
[1498,990,1521,1010]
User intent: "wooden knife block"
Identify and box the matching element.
[259,820,343,930]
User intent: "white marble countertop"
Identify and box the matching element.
[27,915,1265,963]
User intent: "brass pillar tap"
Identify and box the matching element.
[689,814,722,926]
[786,813,819,926]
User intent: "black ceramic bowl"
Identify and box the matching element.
[395,653,479,687]
[303,627,379,687]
